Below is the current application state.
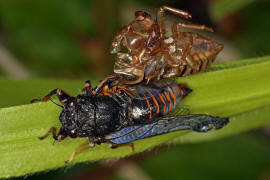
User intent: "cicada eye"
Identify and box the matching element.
[69,129,77,138]
[135,11,145,20]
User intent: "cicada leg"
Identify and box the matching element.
[31,88,72,105]
[172,23,204,75]
[65,137,102,164]
[93,74,119,94]
[93,74,138,97]
[175,22,214,32]
[65,143,94,164]
[157,6,192,36]
[81,80,93,95]
[110,20,140,54]
[39,127,67,142]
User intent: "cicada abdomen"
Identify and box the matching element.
[126,81,192,124]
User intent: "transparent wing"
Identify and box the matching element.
[105,114,229,144]
[168,105,191,116]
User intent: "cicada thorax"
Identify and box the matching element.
[112,21,164,84]
[126,82,191,124]
[113,27,148,84]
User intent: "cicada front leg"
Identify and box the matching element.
[39,126,68,142]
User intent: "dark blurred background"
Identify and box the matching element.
[1,0,270,179]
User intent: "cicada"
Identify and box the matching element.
[33,79,228,163]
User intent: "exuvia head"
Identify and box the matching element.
[134,10,156,31]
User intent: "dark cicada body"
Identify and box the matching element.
[111,6,223,84]
[33,79,229,163]
[55,81,190,139]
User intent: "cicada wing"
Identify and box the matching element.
[105,114,229,144]
[168,105,191,116]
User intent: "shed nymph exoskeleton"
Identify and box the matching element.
[110,6,223,84]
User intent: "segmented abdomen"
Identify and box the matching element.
[128,81,191,124]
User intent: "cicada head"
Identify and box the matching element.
[135,11,156,31]
[59,95,96,138]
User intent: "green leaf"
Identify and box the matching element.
[0,56,270,178]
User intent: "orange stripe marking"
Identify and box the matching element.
[175,85,183,98]
[103,85,109,92]
[164,91,172,111]
[143,94,152,120]
[158,93,166,115]
[175,84,187,98]
[168,86,176,105]
[146,89,160,114]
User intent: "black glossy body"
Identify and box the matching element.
[59,81,191,140]
[60,95,121,138]
[36,79,229,164]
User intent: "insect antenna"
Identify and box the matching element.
[49,98,64,108]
